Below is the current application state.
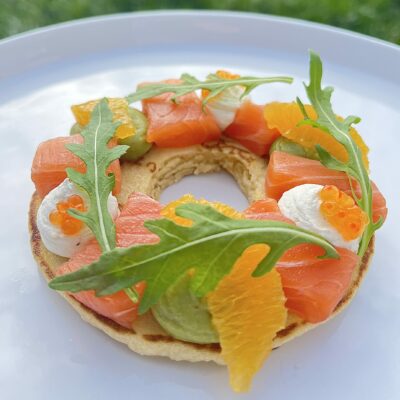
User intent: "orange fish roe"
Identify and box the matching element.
[320,185,369,241]
[202,70,241,99]
[49,194,86,235]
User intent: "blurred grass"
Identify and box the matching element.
[0,0,399,44]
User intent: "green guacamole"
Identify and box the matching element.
[152,274,219,344]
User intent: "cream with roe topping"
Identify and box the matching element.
[202,70,245,130]
[278,184,367,252]
[37,178,119,258]
[29,53,389,394]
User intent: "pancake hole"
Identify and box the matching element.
[160,172,249,211]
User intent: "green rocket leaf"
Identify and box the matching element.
[50,203,338,315]
[126,73,293,106]
[65,98,128,252]
[300,51,381,256]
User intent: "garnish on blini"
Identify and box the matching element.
[126,73,293,106]
[65,98,127,252]
[49,203,338,314]
[162,196,286,392]
[31,52,387,393]
[64,99,139,301]
[297,51,384,256]
[264,101,370,169]
[50,200,336,392]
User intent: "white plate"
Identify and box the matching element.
[0,11,399,400]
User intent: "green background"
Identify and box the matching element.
[1,0,399,44]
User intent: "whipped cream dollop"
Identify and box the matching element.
[206,85,245,130]
[278,184,360,252]
[37,178,119,258]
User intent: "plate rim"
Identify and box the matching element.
[1,9,399,52]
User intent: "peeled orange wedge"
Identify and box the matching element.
[264,102,369,170]
[208,247,287,392]
[161,194,242,225]
[71,97,136,140]
[163,195,287,392]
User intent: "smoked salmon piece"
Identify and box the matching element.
[266,151,387,223]
[243,198,292,223]
[31,135,122,198]
[244,200,360,323]
[141,80,221,147]
[277,244,359,323]
[56,192,162,329]
[224,101,280,156]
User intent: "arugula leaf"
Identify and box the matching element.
[65,98,128,252]
[126,73,293,106]
[50,203,338,314]
[300,51,380,256]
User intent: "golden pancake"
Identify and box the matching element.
[29,139,374,364]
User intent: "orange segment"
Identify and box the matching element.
[264,102,369,170]
[208,247,287,392]
[71,98,135,140]
[320,185,369,241]
[161,194,242,226]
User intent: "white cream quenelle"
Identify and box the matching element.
[205,77,245,130]
[278,184,360,252]
[37,178,119,257]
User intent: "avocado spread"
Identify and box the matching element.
[152,274,219,344]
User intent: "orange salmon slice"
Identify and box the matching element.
[266,151,387,223]
[244,199,360,323]
[56,192,162,329]
[244,198,292,223]
[277,244,359,323]
[141,79,221,147]
[224,100,280,156]
[31,135,121,198]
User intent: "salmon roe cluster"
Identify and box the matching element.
[319,185,369,241]
[49,195,86,235]
[202,70,240,99]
